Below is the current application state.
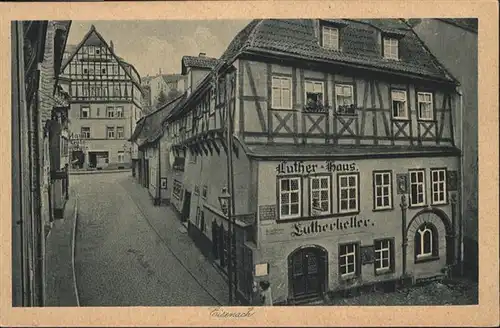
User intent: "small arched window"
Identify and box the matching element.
[415,223,438,261]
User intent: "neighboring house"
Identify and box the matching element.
[59,25,143,170]
[409,18,478,280]
[162,19,464,305]
[142,72,186,112]
[129,94,185,205]
[130,52,219,206]
[12,20,71,306]
[182,52,218,96]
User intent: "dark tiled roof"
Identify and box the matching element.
[181,55,219,74]
[220,19,455,83]
[135,94,185,146]
[244,143,461,159]
[119,60,141,85]
[129,117,146,142]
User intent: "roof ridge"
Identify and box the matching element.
[246,19,265,49]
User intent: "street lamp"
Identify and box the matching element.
[218,187,231,215]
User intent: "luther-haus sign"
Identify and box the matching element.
[276,160,357,175]
[291,216,374,237]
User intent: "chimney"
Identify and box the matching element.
[110,40,114,52]
[199,52,206,57]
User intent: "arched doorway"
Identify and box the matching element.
[288,246,328,300]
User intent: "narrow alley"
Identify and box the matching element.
[72,172,227,306]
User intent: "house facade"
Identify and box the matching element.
[12,20,71,306]
[163,19,462,305]
[142,72,186,112]
[129,94,185,205]
[130,53,219,211]
[409,18,478,279]
[59,25,143,170]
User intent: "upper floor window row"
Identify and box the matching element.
[276,167,449,220]
[82,45,109,56]
[391,90,434,121]
[272,76,356,114]
[80,105,124,119]
[320,24,400,61]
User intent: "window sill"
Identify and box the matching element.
[321,46,341,52]
[431,202,449,207]
[375,268,394,276]
[417,119,437,123]
[415,255,440,264]
[391,117,410,122]
[270,108,297,112]
[303,108,329,114]
[339,274,360,283]
[276,211,362,224]
[279,215,302,221]
[408,204,428,209]
[334,112,358,117]
[338,210,360,216]
[372,206,394,212]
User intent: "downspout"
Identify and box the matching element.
[400,195,408,278]
[455,88,464,275]
[157,140,161,205]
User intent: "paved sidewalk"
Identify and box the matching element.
[44,196,79,306]
[120,177,232,305]
[69,169,131,175]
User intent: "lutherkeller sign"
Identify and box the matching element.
[290,216,374,237]
[276,160,358,175]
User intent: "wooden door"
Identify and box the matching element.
[290,248,323,298]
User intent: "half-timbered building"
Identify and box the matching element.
[59,25,143,170]
[164,19,462,305]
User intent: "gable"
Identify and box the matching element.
[61,26,141,87]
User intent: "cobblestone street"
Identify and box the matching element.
[73,171,226,306]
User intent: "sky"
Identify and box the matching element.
[67,20,252,78]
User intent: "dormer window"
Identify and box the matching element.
[321,26,339,51]
[383,37,399,60]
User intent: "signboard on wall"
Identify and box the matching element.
[360,246,375,264]
[259,205,276,221]
[447,170,458,191]
[276,160,358,175]
[396,173,408,194]
[255,263,269,277]
[290,216,374,237]
[160,178,167,189]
